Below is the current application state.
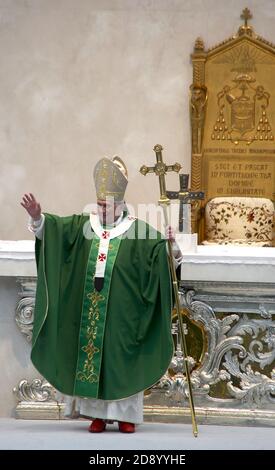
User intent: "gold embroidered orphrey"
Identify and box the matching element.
[76,289,104,384]
[190,8,275,243]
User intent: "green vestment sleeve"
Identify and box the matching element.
[31,214,174,400]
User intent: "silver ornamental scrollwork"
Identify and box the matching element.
[13,379,57,403]
[15,278,36,342]
[222,314,275,406]
[15,297,35,342]
[259,303,272,319]
[181,289,245,390]
[160,289,244,398]
[14,279,63,419]
[159,288,275,409]
[160,336,196,402]
[160,319,196,402]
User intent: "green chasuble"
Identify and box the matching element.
[31,213,174,400]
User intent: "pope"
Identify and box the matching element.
[21,156,181,433]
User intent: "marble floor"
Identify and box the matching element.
[0,418,274,450]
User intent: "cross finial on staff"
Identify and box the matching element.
[241,7,252,27]
[140,144,181,204]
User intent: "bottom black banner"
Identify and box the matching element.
[0,450,273,465]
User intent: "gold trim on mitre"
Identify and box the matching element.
[93,157,128,202]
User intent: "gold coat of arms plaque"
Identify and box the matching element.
[190,9,275,242]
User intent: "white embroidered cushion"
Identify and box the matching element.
[203,197,274,247]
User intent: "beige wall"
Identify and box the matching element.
[1,0,274,239]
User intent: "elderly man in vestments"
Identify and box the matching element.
[21,156,182,433]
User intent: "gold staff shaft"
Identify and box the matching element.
[161,202,198,438]
[140,144,198,437]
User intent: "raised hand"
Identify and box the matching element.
[20,193,41,221]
